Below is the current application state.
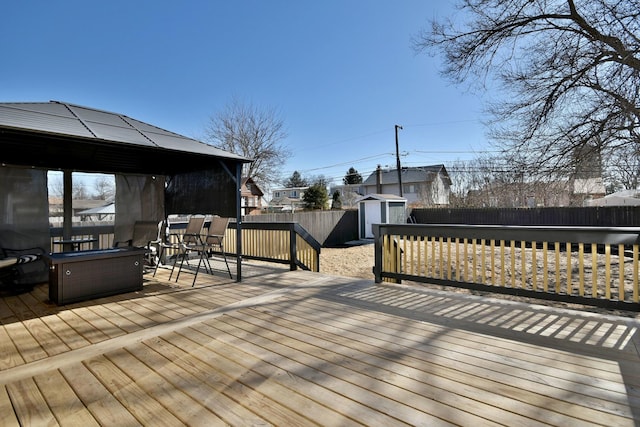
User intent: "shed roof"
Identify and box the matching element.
[78,202,115,215]
[355,193,407,203]
[0,101,251,175]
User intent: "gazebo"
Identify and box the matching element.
[0,100,252,280]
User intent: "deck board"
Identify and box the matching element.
[59,363,141,426]
[132,340,264,426]
[6,378,57,426]
[1,264,639,425]
[84,354,185,426]
[209,303,556,425]
[33,370,100,426]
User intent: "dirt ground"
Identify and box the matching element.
[320,244,376,280]
[318,244,640,319]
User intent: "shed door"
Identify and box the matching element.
[388,202,406,224]
[364,201,382,239]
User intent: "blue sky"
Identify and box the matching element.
[3,1,491,188]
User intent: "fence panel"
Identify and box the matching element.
[244,210,358,246]
[410,206,640,227]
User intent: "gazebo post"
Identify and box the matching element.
[62,170,73,252]
[235,163,242,282]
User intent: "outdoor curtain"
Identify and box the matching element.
[0,165,50,251]
[114,174,165,245]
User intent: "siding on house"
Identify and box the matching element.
[362,165,451,207]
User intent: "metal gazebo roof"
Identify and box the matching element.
[0,101,251,175]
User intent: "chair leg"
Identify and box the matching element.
[192,250,212,287]
[174,248,187,282]
[216,244,232,279]
[171,246,188,281]
[152,245,163,276]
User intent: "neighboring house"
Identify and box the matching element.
[49,198,111,224]
[329,183,363,209]
[585,189,640,206]
[362,165,451,207]
[572,177,606,206]
[241,177,264,216]
[269,186,308,212]
[78,202,115,222]
[467,178,606,208]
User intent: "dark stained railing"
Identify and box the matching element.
[374,223,640,311]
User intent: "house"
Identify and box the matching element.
[585,189,640,206]
[463,176,607,208]
[328,183,363,209]
[362,165,451,207]
[49,198,112,224]
[241,177,264,216]
[269,186,308,212]
[78,202,115,222]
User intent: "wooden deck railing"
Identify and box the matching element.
[49,225,112,252]
[373,223,640,310]
[148,221,320,272]
[224,222,320,272]
[50,220,321,273]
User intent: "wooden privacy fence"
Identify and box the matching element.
[410,206,640,227]
[373,224,640,310]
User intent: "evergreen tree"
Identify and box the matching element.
[343,167,363,185]
[284,171,308,188]
[302,183,328,210]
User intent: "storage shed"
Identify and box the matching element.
[356,193,407,239]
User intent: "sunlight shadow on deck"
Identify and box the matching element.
[325,281,640,359]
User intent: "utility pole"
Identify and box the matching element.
[395,125,403,197]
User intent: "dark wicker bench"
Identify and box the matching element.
[0,247,47,295]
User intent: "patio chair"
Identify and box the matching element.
[154,215,206,281]
[0,246,47,295]
[179,216,232,286]
[114,220,164,270]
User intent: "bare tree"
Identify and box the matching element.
[48,174,90,200]
[204,98,290,190]
[414,0,640,178]
[603,145,640,191]
[93,176,114,200]
[72,182,89,200]
[448,155,563,207]
[48,174,64,199]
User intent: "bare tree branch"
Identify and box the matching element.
[414,0,640,181]
[204,97,290,190]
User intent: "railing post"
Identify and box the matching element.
[373,224,382,283]
[289,223,297,271]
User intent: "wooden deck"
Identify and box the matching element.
[1,260,640,426]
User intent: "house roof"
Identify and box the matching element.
[241,177,264,197]
[586,189,640,206]
[362,165,451,186]
[0,101,251,175]
[78,202,115,215]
